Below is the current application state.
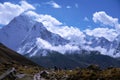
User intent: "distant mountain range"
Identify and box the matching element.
[0,12,120,68]
[26,50,120,69]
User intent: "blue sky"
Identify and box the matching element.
[0,0,120,30]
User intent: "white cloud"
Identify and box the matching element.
[38,15,62,26]
[93,11,120,31]
[53,26,86,45]
[36,38,52,49]
[66,6,71,8]
[84,28,118,41]
[83,45,116,57]
[46,1,61,8]
[36,38,79,54]
[0,1,35,25]
[25,11,62,27]
[84,17,89,21]
[83,46,107,55]
[25,11,39,17]
[20,1,35,10]
[25,11,86,45]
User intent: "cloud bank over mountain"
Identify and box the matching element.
[85,28,118,42]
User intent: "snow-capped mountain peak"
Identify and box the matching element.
[0,13,69,56]
[0,14,35,50]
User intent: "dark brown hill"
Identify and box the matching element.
[0,43,43,75]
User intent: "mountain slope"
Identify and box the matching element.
[0,14,35,51]
[0,43,38,65]
[65,51,120,68]
[27,50,120,69]
[0,43,43,75]
[27,51,88,69]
